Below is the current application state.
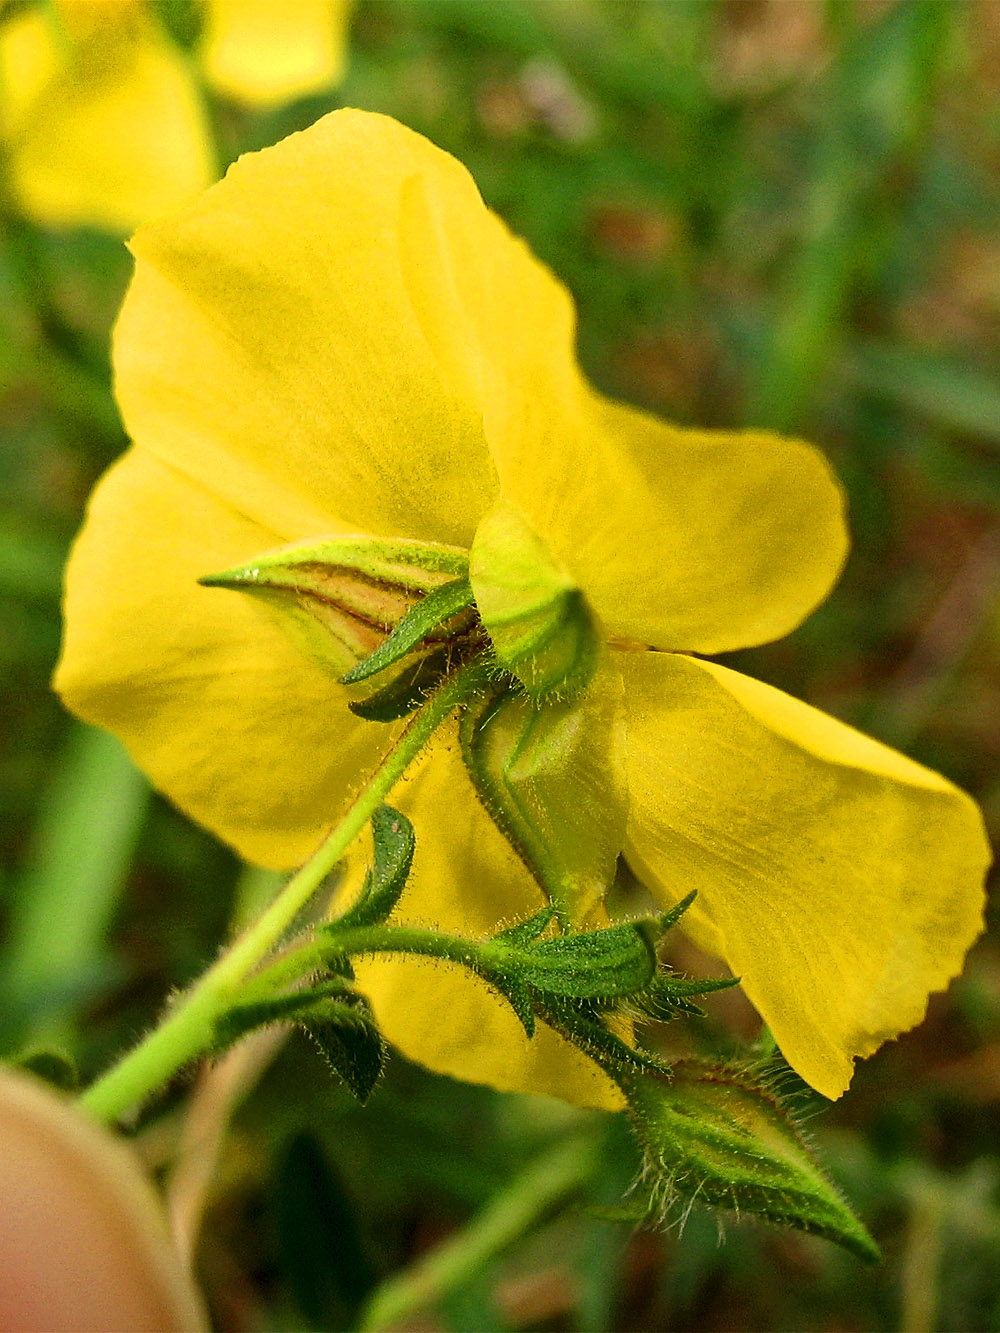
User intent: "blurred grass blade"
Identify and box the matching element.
[359,1136,596,1333]
[845,339,1000,448]
[1,722,149,1048]
[748,0,955,431]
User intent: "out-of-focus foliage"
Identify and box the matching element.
[1,1,998,1329]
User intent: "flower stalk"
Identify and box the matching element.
[76,660,488,1125]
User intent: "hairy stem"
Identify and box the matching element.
[77,663,485,1125]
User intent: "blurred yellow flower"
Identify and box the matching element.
[56,110,989,1107]
[0,0,351,233]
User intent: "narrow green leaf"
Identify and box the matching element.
[635,975,740,1021]
[484,973,536,1039]
[537,996,671,1077]
[329,805,415,932]
[657,890,698,933]
[341,578,475,684]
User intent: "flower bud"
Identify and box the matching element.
[470,500,599,698]
[201,535,473,675]
[617,1060,880,1262]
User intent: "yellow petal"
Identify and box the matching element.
[1,5,214,234]
[200,0,352,106]
[352,728,623,1109]
[116,109,504,546]
[620,650,990,1099]
[55,448,398,869]
[496,389,849,655]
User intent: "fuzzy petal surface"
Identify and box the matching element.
[352,729,623,1109]
[620,651,990,1099]
[200,0,351,106]
[1,4,213,233]
[55,448,396,869]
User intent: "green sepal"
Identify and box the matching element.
[634,974,740,1021]
[348,646,460,722]
[328,806,415,934]
[618,1060,881,1263]
[657,890,698,932]
[300,998,386,1104]
[537,995,672,1077]
[213,977,355,1050]
[200,535,470,676]
[484,974,536,1039]
[492,905,556,947]
[470,499,600,699]
[341,578,476,684]
[492,920,659,1001]
[459,684,626,929]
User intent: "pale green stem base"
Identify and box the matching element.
[77,665,483,1125]
[359,1136,597,1333]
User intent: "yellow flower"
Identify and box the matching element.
[55,110,989,1107]
[0,0,351,233]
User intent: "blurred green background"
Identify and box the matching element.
[2,0,1000,1329]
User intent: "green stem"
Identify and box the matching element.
[358,1136,596,1333]
[240,923,500,1005]
[76,664,485,1125]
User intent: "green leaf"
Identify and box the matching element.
[460,684,626,929]
[634,974,740,1020]
[12,1049,79,1092]
[618,1060,881,1263]
[485,973,536,1039]
[341,578,476,684]
[328,805,416,932]
[301,1002,385,1103]
[274,1134,376,1329]
[657,889,698,933]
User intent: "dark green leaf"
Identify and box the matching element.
[492,905,556,947]
[13,1049,79,1091]
[214,978,357,1050]
[301,1003,386,1104]
[537,996,671,1077]
[274,1133,375,1329]
[330,805,415,932]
